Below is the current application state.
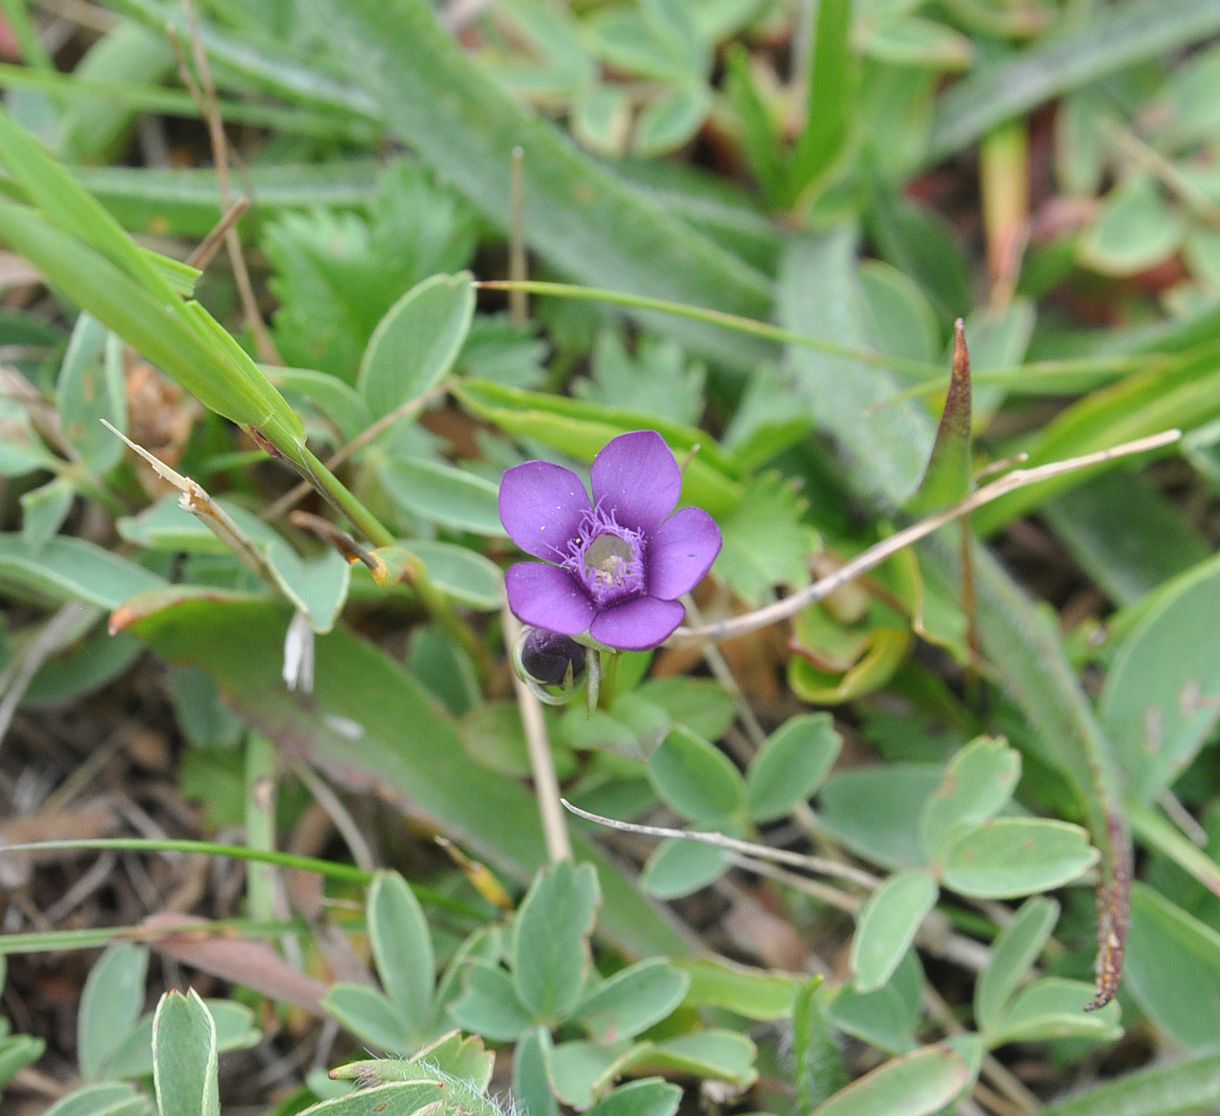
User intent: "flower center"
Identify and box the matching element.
[560,506,646,608]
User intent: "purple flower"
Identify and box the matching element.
[499,431,722,652]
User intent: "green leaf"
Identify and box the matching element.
[636,677,736,744]
[1040,1044,1220,1116]
[1078,176,1186,276]
[784,0,854,207]
[1099,553,1220,803]
[575,332,705,428]
[989,978,1121,1047]
[265,545,350,634]
[131,599,687,959]
[152,989,219,1116]
[574,959,689,1042]
[861,17,973,70]
[321,984,411,1051]
[941,819,1098,899]
[908,321,972,514]
[268,366,372,443]
[0,200,305,461]
[586,1080,681,1116]
[919,737,1021,865]
[454,379,742,517]
[926,0,1220,164]
[974,897,1059,1036]
[676,959,804,1022]
[511,861,600,1023]
[818,765,942,870]
[358,272,475,420]
[777,229,932,504]
[318,0,773,368]
[1126,883,1220,1049]
[44,1082,145,1116]
[0,534,164,609]
[79,943,148,1081]
[379,456,503,536]
[850,870,939,994]
[619,1031,756,1086]
[369,872,434,1037]
[20,479,75,554]
[632,83,711,157]
[794,980,846,1109]
[647,725,746,823]
[747,713,841,823]
[640,838,731,899]
[410,540,503,612]
[716,471,817,606]
[0,1035,45,1090]
[811,1044,973,1116]
[107,998,259,1080]
[56,314,126,474]
[513,1028,558,1116]
[297,1081,444,1116]
[449,960,536,1042]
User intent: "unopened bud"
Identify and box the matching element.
[520,628,586,687]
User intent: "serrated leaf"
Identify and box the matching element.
[511,861,600,1023]
[152,989,219,1116]
[298,1081,444,1116]
[575,332,705,427]
[747,713,841,822]
[850,870,939,994]
[716,471,816,605]
[974,897,1059,1036]
[919,737,1021,865]
[941,819,1098,899]
[647,725,746,823]
[369,871,434,1038]
[358,272,475,420]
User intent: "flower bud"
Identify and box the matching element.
[519,628,586,687]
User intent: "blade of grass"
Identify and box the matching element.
[927,0,1220,164]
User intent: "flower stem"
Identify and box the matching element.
[299,445,491,681]
[598,649,621,711]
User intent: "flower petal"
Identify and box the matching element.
[499,461,591,560]
[590,596,684,652]
[590,430,681,533]
[647,507,722,600]
[505,562,595,635]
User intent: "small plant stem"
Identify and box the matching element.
[598,649,622,710]
[508,146,528,326]
[682,594,767,752]
[675,428,1182,645]
[262,381,450,523]
[244,732,278,925]
[503,605,572,863]
[300,444,394,547]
